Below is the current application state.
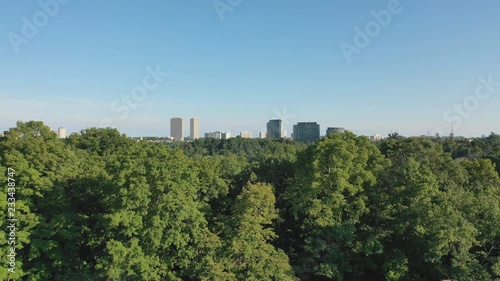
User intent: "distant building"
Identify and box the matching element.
[267,119,285,139]
[370,134,383,141]
[293,122,320,143]
[57,127,67,139]
[240,131,252,138]
[205,131,231,139]
[326,127,345,136]
[190,118,200,140]
[205,131,222,139]
[129,136,173,143]
[170,118,183,141]
[259,132,266,139]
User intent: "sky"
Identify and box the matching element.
[1,0,499,137]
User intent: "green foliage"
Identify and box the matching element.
[1,121,499,280]
[383,250,408,281]
[224,183,297,280]
[375,137,499,280]
[289,132,390,280]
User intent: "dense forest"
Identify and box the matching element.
[1,121,499,281]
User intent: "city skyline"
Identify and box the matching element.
[1,2,499,280]
[1,1,500,137]
[1,116,488,139]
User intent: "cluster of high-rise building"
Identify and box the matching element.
[39,118,380,144]
[170,117,200,141]
[169,117,257,141]
[263,119,348,143]
[4,121,463,144]
[167,117,352,143]
[169,117,234,141]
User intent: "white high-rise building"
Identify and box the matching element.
[190,118,200,140]
[57,127,67,139]
[240,131,252,138]
[266,119,285,139]
[170,118,184,141]
[259,132,266,139]
[222,132,231,139]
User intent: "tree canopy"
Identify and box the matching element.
[1,121,498,280]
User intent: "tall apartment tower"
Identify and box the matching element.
[170,118,184,141]
[266,119,284,139]
[293,122,320,143]
[57,127,67,139]
[190,118,200,140]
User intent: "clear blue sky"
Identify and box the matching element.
[1,0,499,137]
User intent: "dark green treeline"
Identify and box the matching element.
[0,121,499,280]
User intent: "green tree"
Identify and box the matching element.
[224,183,297,280]
[0,121,89,279]
[374,138,489,280]
[456,159,500,279]
[289,132,389,280]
